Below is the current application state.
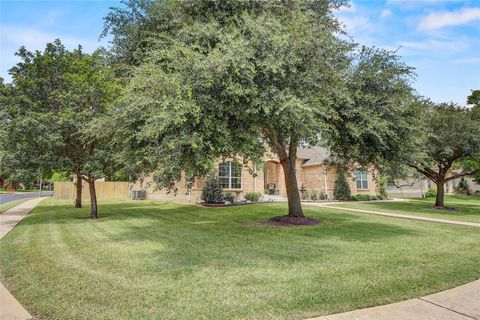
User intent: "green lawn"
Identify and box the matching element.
[0,199,479,320]
[0,198,33,214]
[336,195,480,223]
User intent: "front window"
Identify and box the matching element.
[219,161,242,189]
[356,169,368,189]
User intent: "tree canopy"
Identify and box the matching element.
[406,102,480,206]
[105,0,417,221]
[0,40,122,217]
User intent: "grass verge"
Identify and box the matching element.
[0,198,33,214]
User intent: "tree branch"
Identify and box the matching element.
[445,169,480,182]
[407,163,439,183]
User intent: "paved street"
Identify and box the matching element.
[0,191,53,206]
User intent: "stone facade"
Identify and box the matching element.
[133,147,379,202]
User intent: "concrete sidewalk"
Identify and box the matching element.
[0,197,46,320]
[309,279,480,320]
[305,202,480,228]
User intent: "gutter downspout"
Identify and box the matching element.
[253,164,257,192]
[323,163,328,199]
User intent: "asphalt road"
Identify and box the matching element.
[0,191,53,206]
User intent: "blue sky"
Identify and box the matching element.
[1,0,479,105]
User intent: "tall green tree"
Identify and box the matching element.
[106,0,417,221]
[406,103,480,207]
[0,40,121,217]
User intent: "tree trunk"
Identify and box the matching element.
[435,180,445,207]
[280,158,304,217]
[75,173,82,208]
[88,179,98,219]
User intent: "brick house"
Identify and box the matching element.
[133,146,378,202]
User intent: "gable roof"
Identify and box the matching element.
[297,146,331,166]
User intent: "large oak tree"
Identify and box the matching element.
[105,0,417,221]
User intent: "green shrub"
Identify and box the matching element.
[455,177,470,195]
[354,194,380,201]
[224,193,235,203]
[310,191,319,201]
[425,188,436,198]
[201,175,224,204]
[376,194,384,200]
[334,170,351,200]
[319,192,327,200]
[378,175,388,198]
[301,191,310,200]
[245,192,262,202]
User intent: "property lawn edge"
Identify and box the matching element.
[1,199,479,320]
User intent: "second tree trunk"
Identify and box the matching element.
[88,180,98,219]
[435,180,445,207]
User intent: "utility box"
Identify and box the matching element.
[132,190,147,200]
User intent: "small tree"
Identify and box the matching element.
[0,40,121,218]
[201,176,224,204]
[407,103,480,207]
[334,169,351,200]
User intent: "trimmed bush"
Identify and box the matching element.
[310,191,319,201]
[455,177,470,195]
[334,170,351,200]
[224,193,235,203]
[201,176,224,204]
[425,188,436,198]
[353,194,382,201]
[319,192,327,200]
[245,192,262,202]
[301,191,310,200]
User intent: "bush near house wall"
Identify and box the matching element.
[334,170,351,200]
[425,188,436,198]
[244,192,262,202]
[351,194,386,201]
[201,176,224,204]
[224,193,235,203]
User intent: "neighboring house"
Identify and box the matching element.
[133,146,378,202]
[386,172,480,198]
[386,178,430,198]
[449,175,480,194]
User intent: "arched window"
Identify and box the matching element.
[219,161,242,189]
[356,169,368,189]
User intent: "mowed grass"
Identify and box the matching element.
[0,200,479,320]
[336,195,480,223]
[0,198,33,214]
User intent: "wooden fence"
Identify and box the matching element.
[54,181,129,200]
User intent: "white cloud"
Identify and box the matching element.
[380,9,393,18]
[419,7,480,30]
[337,2,356,13]
[0,24,108,82]
[399,38,469,53]
[339,16,371,34]
[1,25,100,52]
[386,0,447,9]
[453,57,480,64]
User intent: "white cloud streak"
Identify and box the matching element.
[380,9,393,18]
[419,7,480,30]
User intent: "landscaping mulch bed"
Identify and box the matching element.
[199,202,259,208]
[431,206,457,211]
[267,215,321,227]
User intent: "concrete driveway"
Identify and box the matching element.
[0,191,53,206]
